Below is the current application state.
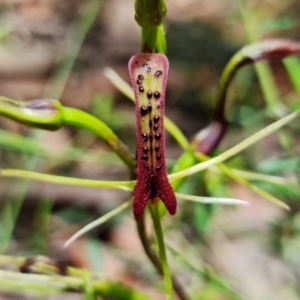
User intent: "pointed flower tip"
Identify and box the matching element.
[242,39,300,62]
[132,176,177,220]
[192,121,227,155]
[0,97,64,130]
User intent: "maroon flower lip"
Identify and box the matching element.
[128,53,177,220]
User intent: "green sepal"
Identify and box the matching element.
[135,0,167,28]
[0,97,63,130]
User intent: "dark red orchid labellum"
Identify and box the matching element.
[128,54,177,220]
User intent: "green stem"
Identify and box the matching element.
[141,27,159,53]
[136,218,188,300]
[214,50,245,121]
[156,24,167,54]
[149,205,174,300]
[1,169,134,191]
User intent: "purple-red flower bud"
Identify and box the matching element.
[241,39,300,62]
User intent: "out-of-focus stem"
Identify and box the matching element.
[141,27,158,53]
[136,217,189,300]
[149,205,174,300]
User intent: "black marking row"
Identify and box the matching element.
[141,132,161,142]
[140,150,161,161]
[136,70,162,100]
[138,88,161,100]
[140,104,153,116]
[141,122,162,172]
[133,61,163,78]
[136,64,163,173]
[144,164,162,171]
[139,102,159,116]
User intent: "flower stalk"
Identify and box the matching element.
[149,205,174,300]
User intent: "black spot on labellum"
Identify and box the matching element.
[156,154,161,160]
[138,75,144,80]
[145,164,149,170]
[155,133,161,140]
[140,106,148,116]
[137,79,142,85]
[147,104,152,113]
[142,133,148,141]
[142,155,148,161]
[147,91,153,99]
[154,92,161,99]
[149,134,153,141]
[154,125,159,131]
[153,115,160,123]
[156,165,162,171]
[147,67,151,72]
[155,145,159,152]
[143,146,148,153]
[155,70,162,77]
[139,86,144,93]
[149,120,152,128]
[143,64,148,67]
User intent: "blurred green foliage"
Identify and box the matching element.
[1,0,300,299]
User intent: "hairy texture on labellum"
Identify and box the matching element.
[129,54,177,220]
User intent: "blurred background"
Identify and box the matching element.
[1,0,300,299]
